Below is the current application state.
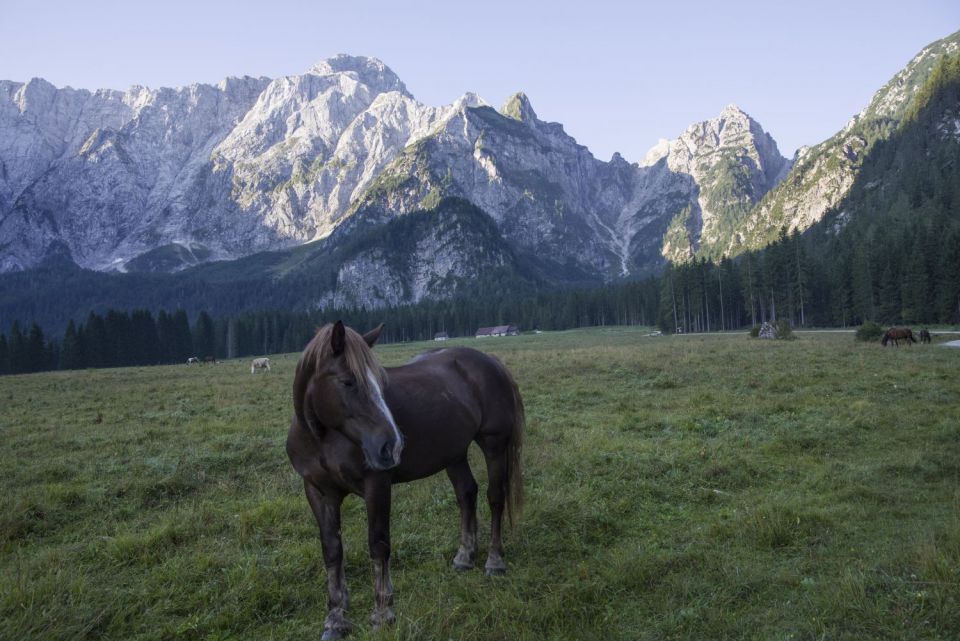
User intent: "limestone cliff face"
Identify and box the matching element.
[350,97,789,277]
[639,104,791,262]
[0,57,788,281]
[348,93,636,277]
[0,75,271,271]
[0,57,465,272]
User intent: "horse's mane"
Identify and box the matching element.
[293,323,387,428]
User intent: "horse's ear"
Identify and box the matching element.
[363,323,385,348]
[331,320,346,356]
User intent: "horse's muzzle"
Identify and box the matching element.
[367,438,401,470]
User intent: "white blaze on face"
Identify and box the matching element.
[367,369,403,461]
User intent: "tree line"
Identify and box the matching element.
[0,279,661,375]
[1,222,957,376]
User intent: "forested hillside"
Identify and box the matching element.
[660,53,960,332]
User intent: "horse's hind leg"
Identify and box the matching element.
[446,458,478,571]
[304,482,351,641]
[478,435,509,575]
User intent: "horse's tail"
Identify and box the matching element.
[881,332,889,346]
[909,330,917,343]
[505,368,525,529]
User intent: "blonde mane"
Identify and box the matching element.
[300,322,385,387]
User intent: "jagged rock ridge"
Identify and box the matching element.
[0,55,788,284]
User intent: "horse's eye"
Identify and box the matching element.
[341,379,355,389]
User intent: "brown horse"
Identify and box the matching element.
[881,326,917,347]
[286,321,525,640]
[919,329,932,344]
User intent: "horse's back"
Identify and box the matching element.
[385,347,521,480]
[399,347,518,422]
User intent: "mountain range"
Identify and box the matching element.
[1,30,958,320]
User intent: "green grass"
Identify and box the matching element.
[2,328,959,640]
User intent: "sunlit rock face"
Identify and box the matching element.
[0,55,792,280]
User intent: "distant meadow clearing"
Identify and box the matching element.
[1,328,958,640]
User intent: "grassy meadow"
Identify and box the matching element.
[1,328,959,640]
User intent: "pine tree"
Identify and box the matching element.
[900,234,929,324]
[8,322,26,374]
[0,333,9,375]
[172,310,193,361]
[104,310,133,366]
[25,323,47,373]
[130,310,160,365]
[851,243,875,323]
[936,230,960,323]
[61,319,84,370]
[85,312,108,368]
[226,317,239,360]
[877,262,901,324]
[156,310,175,363]
[193,311,216,359]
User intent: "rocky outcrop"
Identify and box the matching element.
[639,104,791,262]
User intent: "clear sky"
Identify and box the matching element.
[1,0,957,160]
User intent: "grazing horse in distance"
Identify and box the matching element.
[287,321,525,640]
[881,327,917,347]
[919,329,932,344]
[250,357,271,373]
[186,357,199,364]
[203,355,218,364]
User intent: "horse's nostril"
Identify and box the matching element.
[379,441,393,462]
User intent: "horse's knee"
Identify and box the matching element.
[368,538,390,561]
[459,478,478,505]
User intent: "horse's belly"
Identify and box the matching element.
[392,429,474,483]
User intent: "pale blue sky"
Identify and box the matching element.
[2,0,957,160]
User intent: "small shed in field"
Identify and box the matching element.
[475,324,520,338]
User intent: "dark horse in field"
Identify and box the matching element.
[920,329,932,344]
[287,321,525,640]
[881,327,917,347]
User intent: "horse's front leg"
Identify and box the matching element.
[365,473,396,628]
[304,481,351,641]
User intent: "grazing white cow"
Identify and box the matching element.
[251,357,271,374]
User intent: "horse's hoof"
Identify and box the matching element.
[454,561,474,572]
[370,607,396,628]
[322,611,351,641]
[484,566,506,576]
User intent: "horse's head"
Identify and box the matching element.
[294,321,403,470]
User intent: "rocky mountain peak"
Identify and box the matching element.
[641,104,785,174]
[307,54,409,97]
[719,102,748,118]
[501,91,537,122]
